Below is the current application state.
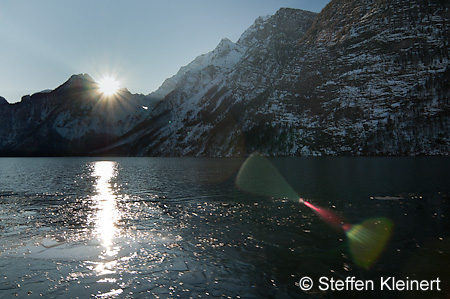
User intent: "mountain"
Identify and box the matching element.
[281,0,450,155]
[104,1,450,156]
[0,0,449,157]
[0,74,157,156]
[103,8,319,156]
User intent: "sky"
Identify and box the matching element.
[0,0,330,103]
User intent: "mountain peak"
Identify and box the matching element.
[210,37,240,57]
[56,73,96,92]
[148,37,243,101]
[218,37,233,46]
[237,8,317,47]
[67,73,95,84]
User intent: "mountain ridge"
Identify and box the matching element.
[109,0,449,156]
[0,73,157,156]
[0,1,449,156]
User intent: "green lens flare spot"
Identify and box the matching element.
[236,153,299,201]
[346,217,394,269]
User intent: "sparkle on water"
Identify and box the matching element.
[0,157,448,297]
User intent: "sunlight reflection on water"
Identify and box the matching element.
[91,161,121,274]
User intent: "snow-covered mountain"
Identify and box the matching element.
[103,8,319,156]
[104,1,450,156]
[0,0,449,157]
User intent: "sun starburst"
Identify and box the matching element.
[98,77,120,96]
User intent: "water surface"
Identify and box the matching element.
[0,157,449,298]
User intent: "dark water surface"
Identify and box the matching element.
[0,157,449,298]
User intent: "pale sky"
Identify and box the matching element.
[0,0,330,103]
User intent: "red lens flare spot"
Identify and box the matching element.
[303,200,347,231]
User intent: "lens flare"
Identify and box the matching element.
[236,153,394,269]
[346,218,393,269]
[302,199,347,231]
[236,152,299,201]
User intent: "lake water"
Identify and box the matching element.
[0,157,449,298]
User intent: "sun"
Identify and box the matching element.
[98,77,120,96]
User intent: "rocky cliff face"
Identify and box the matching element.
[1,0,449,157]
[109,1,449,156]
[282,0,450,155]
